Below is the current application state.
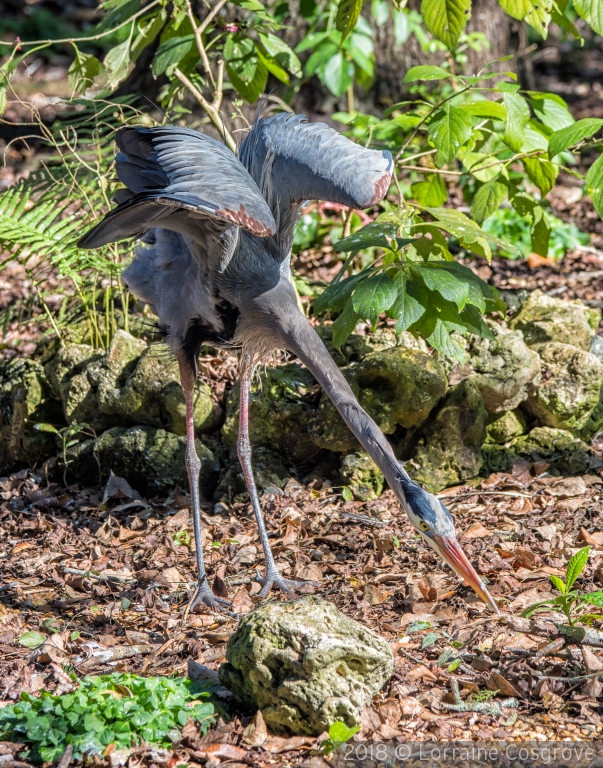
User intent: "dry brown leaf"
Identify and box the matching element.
[513,547,541,570]
[297,563,323,582]
[263,735,316,753]
[364,583,389,605]
[194,743,248,761]
[230,585,254,614]
[463,522,491,539]
[242,709,268,747]
[406,665,438,682]
[418,577,438,601]
[161,567,184,591]
[487,671,522,697]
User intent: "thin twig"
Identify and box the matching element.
[63,567,135,584]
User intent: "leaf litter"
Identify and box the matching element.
[3,455,603,765]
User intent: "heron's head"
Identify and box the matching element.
[403,484,500,614]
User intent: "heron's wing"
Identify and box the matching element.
[78,126,276,249]
[238,113,392,250]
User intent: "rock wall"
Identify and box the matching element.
[2,290,603,497]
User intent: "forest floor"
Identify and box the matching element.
[4,62,603,768]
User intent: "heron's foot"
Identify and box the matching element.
[254,567,316,598]
[190,582,235,615]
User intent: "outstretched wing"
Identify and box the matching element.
[238,113,393,250]
[78,126,276,249]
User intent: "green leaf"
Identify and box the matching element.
[471,180,508,224]
[314,270,370,313]
[224,35,267,102]
[0,86,6,117]
[586,153,603,219]
[428,104,473,165]
[414,263,470,310]
[336,0,364,41]
[532,96,574,132]
[457,100,507,121]
[503,92,530,152]
[437,648,454,666]
[549,118,603,158]
[387,276,426,331]
[574,0,603,35]
[566,546,590,591]
[131,9,166,62]
[104,39,132,89]
[549,574,567,594]
[329,721,360,743]
[422,632,439,648]
[334,222,398,252]
[580,590,603,608]
[18,631,47,649]
[68,47,100,93]
[323,51,354,97]
[523,157,557,196]
[421,0,471,50]
[258,32,302,77]
[499,0,552,35]
[411,174,447,207]
[403,65,451,82]
[341,486,354,502]
[530,205,551,256]
[332,301,359,349]
[352,273,398,323]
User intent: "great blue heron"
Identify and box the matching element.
[79,112,499,615]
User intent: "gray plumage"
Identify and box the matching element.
[78,112,498,615]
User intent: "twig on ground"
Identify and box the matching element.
[56,744,73,768]
[63,567,135,584]
[441,679,519,715]
[505,615,603,648]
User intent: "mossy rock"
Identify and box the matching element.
[509,290,600,350]
[214,447,292,502]
[218,595,393,735]
[339,451,384,501]
[484,409,527,445]
[222,363,318,465]
[409,379,487,492]
[525,343,603,434]
[65,425,219,497]
[468,321,541,413]
[0,358,64,473]
[311,347,447,452]
[482,426,600,476]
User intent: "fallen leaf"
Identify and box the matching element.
[230,585,254,614]
[231,545,258,565]
[406,665,438,682]
[18,631,47,649]
[546,477,587,498]
[364,583,389,605]
[513,547,541,570]
[243,709,268,746]
[101,471,140,506]
[535,524,557,542]
[418,577,438,601]
[297,563,323,582]
[194,743,248,761]
[487,671,522,697]
[528,252,557,268]
[161,566,184,591]
[463,522,491,539]
[263,735,317,753]
[508,587,556,612]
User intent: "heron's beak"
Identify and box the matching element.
[433,535,500,614]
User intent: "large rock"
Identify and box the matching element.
[339,451,384,501]
[65,425,219,497]
[525,343,603,433]
[509,290,600,350]
[409,379,487,492]
[222,363,318,465]
[484,409,527,445]
[311,348,447,452]
[219,596,393,735]
[316,325,428,366]
[482,426,600,476]
[44,331,218,436]
[468,322,541,413]
[215,447,292,502]
[0,358,64,473]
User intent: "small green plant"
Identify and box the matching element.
[35,421,97,484]
[321,721,361,755]
[171,529,191,546]
[469,688,498,703]
[522,546,603,626]
[0,673,219,763]
[482,206,590,260]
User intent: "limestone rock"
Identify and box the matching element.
[65,425,219,497]
[339,452,384,501]
[509,290,601,350]
[484,410,527,445]
[316,325,399,367]
[215,447,292,502]
[468,322,541,413]
[526,343,603,433]
[482,427,600,477]
[218,596,393,735]
[222,363,318,464]
[0,358,64,473]
[311,348,447,452]
[409,379,486,492]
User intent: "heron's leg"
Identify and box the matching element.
[237,356,308,597]
[178,354,230,612]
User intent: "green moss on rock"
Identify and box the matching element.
[340,452,384,501]
[484,409,527,445]
[218,596,393,735]
[482,426,600,476]
[409,379,487,492]
[509,290,600,350]
[526,343,603,433]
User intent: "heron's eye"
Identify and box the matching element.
[420,521,429,531]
